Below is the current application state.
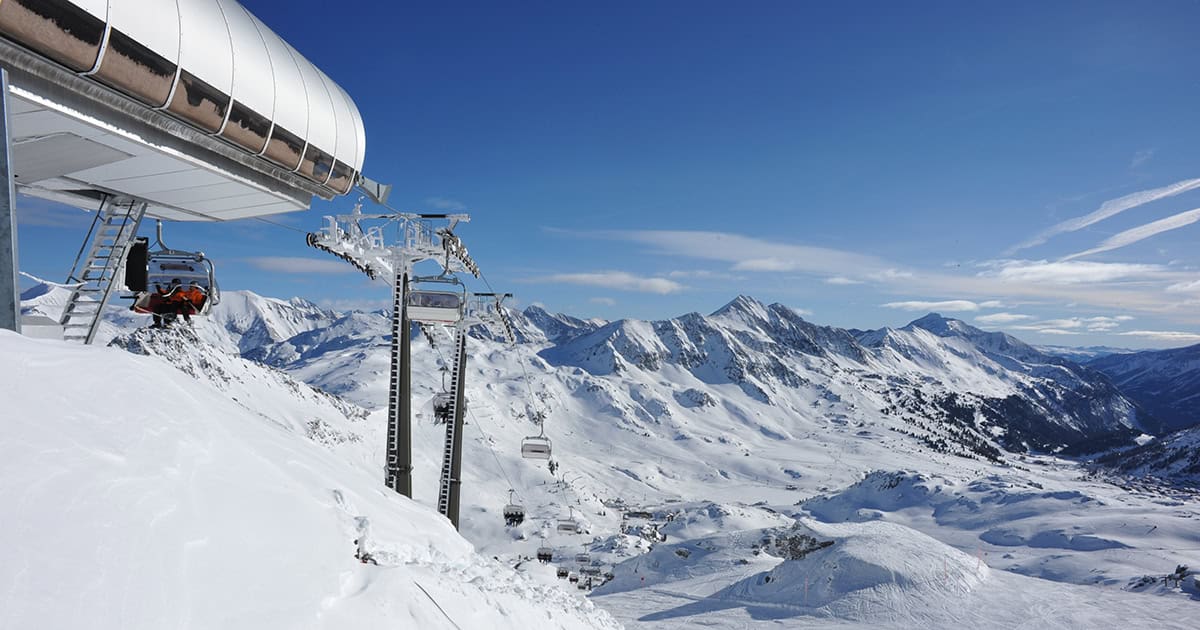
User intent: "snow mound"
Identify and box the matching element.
[802,470,949,521]
[0,332,619,630]
[721,520,988,612]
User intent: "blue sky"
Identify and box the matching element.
[15,0,1200,347]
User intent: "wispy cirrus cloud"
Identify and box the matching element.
[14,200,91,227]
[589,297,616,306]
[975,312,1032,325]
[613,230,894,278]
[978,260,1169,284]
[1011,315,1134,334]
[1117,330,1200,344]
[425,197,467,211]
[1130,148,1155,169]
[1007,177,1200,254]
[1063,207,1200,260]
[1166,279,1200,293]
[535,271,684,294]
[825,276,864,285]
[244,257,360,274]
[882,300,982,312]
[666,269,743,281]
[569,228,1197,316]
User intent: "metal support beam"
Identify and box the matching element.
[446,327,469,529]
[385,269,413,497]
[0,68,20,334]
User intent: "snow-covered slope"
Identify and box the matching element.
[541,298,1145,455]
[1088,343,1200,432]
[1093,426,1200,484]
[0,331,619,630]
[13,286,1200,629]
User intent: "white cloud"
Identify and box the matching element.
[825,276,864,285]
[1011,315,1132,333]
[425,197,467,211]
[882,300,980,312]
[1166,279,1200,293]
[979,260,1168,285]
[1035,328,1079,336]
[614,230,893,278]
[1033,318,1085,329]
[1118,330,1200,344]
[537,271,684,294]
[666,269,742,280]
[1064,207,1200,260]
[15,203,92,228]
[572,229,1189,314]
[974,312,1032,325]
[1130,148,1155,169]
[868,268,915,281]
[589,297,616,306]
[1007,177,1200,253]
[244,257,360,274]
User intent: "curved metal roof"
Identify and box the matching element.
[0,0,369,220]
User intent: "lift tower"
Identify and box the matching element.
[305,204,481,512]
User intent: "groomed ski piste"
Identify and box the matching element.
[5,286,1200,629]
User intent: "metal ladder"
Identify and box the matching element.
[436,328,468,521]
[60,198,145,344]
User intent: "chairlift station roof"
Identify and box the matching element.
[0,0,368,221]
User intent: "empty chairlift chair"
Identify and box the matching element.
[503,490,525,527]
[557,507,580,534]
[521,430,552,460]
[575,551,591,565]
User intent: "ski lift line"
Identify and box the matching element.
[473,267,543,413]
[252,216,308,234]
[429,340,519,496]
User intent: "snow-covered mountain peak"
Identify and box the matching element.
[709,294,771,326]
[517,304,604,344]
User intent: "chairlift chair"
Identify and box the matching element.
[432,392,454,424]
[556,506,580,534]
[521,430,552,460]
[405,277,465,325]
[568,573,579,584]
[127,222,219,318]
[536,547,554,563]
[575,552,591,564]
[556,567,569,579]
[503,489,526,527]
